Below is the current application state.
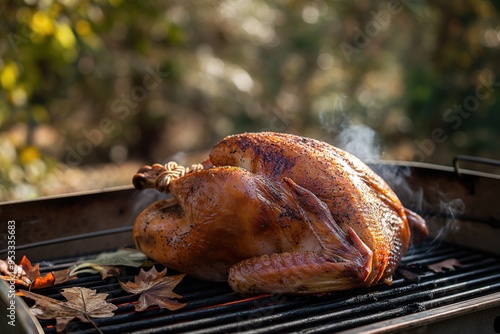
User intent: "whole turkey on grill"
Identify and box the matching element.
[132,132,428,294]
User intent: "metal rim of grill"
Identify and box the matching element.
[23,240,500,334]
[4,161,500,334]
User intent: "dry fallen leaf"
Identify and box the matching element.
[19,287,117,332]
[0,258,31,286]
[19,256,58,289]
[70,263,122,279]
[52,267,78,285]
[69,248,148,279]
[77,248,148,267]
[0,256,58,289]
[119,266,186,312]
[19,256,42,283]
[428,258,462,273]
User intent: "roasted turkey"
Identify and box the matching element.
[132,132,428,294]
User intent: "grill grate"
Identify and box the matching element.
[27,241,500,333]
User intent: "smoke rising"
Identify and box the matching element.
[430,196,465,242]
[335,124,380,162]
[328,123,465,247]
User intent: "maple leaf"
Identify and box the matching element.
[19,287,117,333]
[427,258,462,273]
[119,266,186,312]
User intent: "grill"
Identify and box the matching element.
[2,159,500,333]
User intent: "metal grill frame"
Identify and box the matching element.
[2,161,500,333]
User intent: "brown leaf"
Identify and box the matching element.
[0,256,56,288]
[428,258,462,273]
[0,258,30,285]
[119,266,186,312]
[52,267,78,285]
[19,287,117,332]
[0,274,30,287]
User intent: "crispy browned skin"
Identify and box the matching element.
[133,132,428,294]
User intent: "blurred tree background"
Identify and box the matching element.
[0,0,499,200]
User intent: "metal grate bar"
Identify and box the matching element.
[98,259,500,333]
[225,270,500,334]
[307,280,500,334]
[30,241,500,334]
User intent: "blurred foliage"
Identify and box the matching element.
[0,0,499,200]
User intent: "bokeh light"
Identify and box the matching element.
[0,0,499,201]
